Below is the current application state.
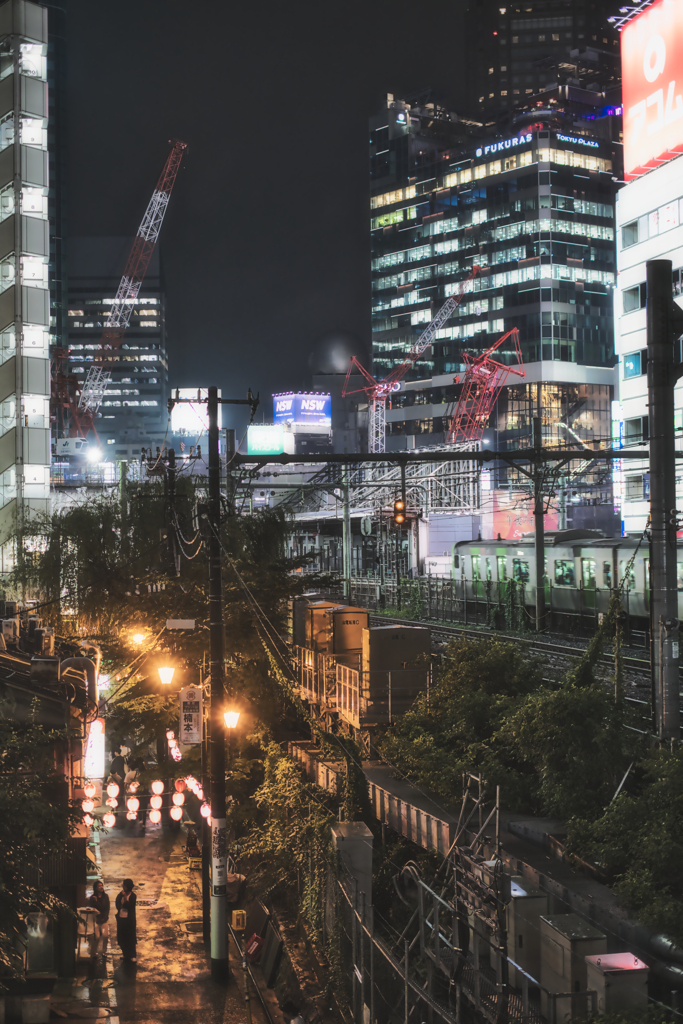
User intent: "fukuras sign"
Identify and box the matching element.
[179,686,202,745]
[272,392,331,425]
[476,133,533,158]
[622,0,683,178]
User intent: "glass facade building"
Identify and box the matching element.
[464,0,620,124]
[370,97,617,508]
[0,0,52,559]
[66,237,168,460]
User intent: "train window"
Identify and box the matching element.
[485,556,493,581]
[582,559,596,588]
[472,555,481,580]
[497,555,507,580]
[512,558,529,582]
[677,563,683,591]
[619,561,635,589]
[453,554,460,569]
[555,559,576,586]
[603,561,611,587]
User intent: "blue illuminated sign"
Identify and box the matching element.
[476,133,532,158]
[555,133,599,148]
[273,392,331,425]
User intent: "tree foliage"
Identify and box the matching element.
[379,636,639,820]
[567,746,683,945]
[0,710,80,980]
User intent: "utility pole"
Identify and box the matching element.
[207,385,229,981]
[533,417,545,633]
[647,260,683,742]
[225,427,236,513]
[342,465,351,600]
[167,386,258,982]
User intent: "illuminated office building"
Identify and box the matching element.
[464,0,620,124]
[66,237,168,459]
[370,96,618,514]
[0,0,52,558]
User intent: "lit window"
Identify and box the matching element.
[139,321,157,327]
[623,351,643,378]
[538,33,545,40]
[513,89,520,94]
[501,65,507,71]
[479,96,484,102]
[552,33,559,40]
[489,92,494,98]
[525,88,533,93]
[488,67,494,74]
[512,35,518,42]
[68,310,84,316]
[501,90,508,96]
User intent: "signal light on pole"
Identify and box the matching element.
[393,497,406,525]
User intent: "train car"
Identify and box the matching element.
[451,530,660,627]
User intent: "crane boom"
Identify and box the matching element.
[342,266,480,452]
[73,140,187,430]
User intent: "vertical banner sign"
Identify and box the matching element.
[211,818,227,896]
[179,687,202,745]
[84,718,105,778]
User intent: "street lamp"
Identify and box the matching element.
[132,633,146,645]
[223,710,240,730]
[158,665,175,685]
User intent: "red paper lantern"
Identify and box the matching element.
[149,809,161,824]
[175,778,186,792]
[103,812,116,828]
[83,813,94,827]
[200,802,211,818]
[126,797,140,813]
[172,792,185,807]
[81,799,94,813]
[150,795,162,810]
[170,806,183,821]
[107,782,119,798]
[151,780,164,795]
[84,782,97,798]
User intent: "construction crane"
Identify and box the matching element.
[446,327,525,443]
[53,140,187,441]
[343,266,480,453]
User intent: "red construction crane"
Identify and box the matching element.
[343,266,480,452]
[52,140,187,441]
[446,327,525,443]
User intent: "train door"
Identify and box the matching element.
[471,553,483,600]
[581,557,596,611]
[497,553,508,601]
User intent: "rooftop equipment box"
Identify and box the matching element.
[540,914,606,1020]
[360,624,431,722]
[507,876,548,987]
[291,595,327,647]
[332,607,369,654]
[304,601,346,652]
[585,953,649,1015]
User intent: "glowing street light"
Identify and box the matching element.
[224,710,240,730]
[132,633,146,645]
[158,666,175,685]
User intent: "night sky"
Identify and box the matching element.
[66,0,467,431]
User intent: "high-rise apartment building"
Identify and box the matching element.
[464,0,620,124]
[66,237,169,459]
[0,0,52,559]
[370,96,617,508]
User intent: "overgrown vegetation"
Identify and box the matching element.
[0,712,80,981]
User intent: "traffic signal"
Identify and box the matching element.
[393,497,405,525]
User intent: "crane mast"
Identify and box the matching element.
[69,140,187,436]
[343,266,480,453]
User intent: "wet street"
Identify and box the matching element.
[50,822,278,1024]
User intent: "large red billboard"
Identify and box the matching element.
[623,0,683,179]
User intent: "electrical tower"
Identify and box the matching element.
[343,267,480,453]
[52,140,186,441]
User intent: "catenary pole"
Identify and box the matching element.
[342,464,351,599]
[207,385,228,980]
[533,417,545,633]
[647,260,682,741]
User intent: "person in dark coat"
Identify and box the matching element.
[115,878,137,962]
[87,880,110,957]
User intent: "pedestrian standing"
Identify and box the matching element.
[86,880,110,957]
[115,879,137,962]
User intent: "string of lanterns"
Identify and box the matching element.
[81,774,197,828]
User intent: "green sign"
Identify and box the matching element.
[247,424,284,455]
